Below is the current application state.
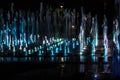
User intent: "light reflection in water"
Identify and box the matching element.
[38,57,42,62]
[117,56,120,61]
[20,57,28,62]
[91,54,97,62]
[61,57,67,62]
[104,64,108,73]
[64,57,67,62]
[93,73,98,80]
[0,57,68,62]
[104,50,108,62]
[4,57,12,62]
[12,57,18,62]
[72,41,75,49]
[64,46,67,56]
[51,57,54,62]
[39,49,42,56]
[91,64,98,75]
[79,64,84,72]
[55,47,59,53]
[80,55,85,62]
[0,57,3,62]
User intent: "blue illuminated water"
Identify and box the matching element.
[103,15,108,56]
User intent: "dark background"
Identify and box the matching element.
[0,0,115,35]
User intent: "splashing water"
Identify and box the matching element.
[79,7,86,55]
[103,15,108,56]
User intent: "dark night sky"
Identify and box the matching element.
[0,0,115,34]
[0,0,115,13]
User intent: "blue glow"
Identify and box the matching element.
[25,52,27,56]
[93,77,97,80]
[28,50,31,55]
[80,55,84,62]
[72,41,75,49]
[91,39,95,53]
[39,50,42,56]
[51,46,54,56]
[79,64,85,72]
[59,45,62,51]
[113,18,120,52]
[55,47,59,53]
[67,46,70,53]
[64,57,67,62]
[32,49,34,54]
[64,46,67,56]
[91,55,96,62]
[13,57,18,62]
[34,47,37,52]
[76,40,79,46]
[13,52,16,56]
[104,52,108,62]
[72,38,76,48]
[51,57,54,62]
[104,64,108,73]
[42,51,44,54]
[117,56,120,61]
[86,37,90,45]
[39,57,42,61]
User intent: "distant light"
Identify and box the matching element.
[40,46,42,49]
[56,38,60,42]
[61,57,64,62]
[60,5,63,8]
[46,40,49,43]
[61,64,65,68]
[23,47,26,52]
[72,25,75,29]
[83,47,86,50]
[93,49,96,52]
[37,34,40,38]
[13,46,16,52]
[19,46,22,50]
[43,40,45,44]
[80,52,83,55]
[83,46,87,50]
[94,73,98,78]
[25,44,28,47]
[35,47,37,52]
[60,38,62,41]
[28,50,31,54]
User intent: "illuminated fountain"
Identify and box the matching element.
[90,15,98,55]
[79,7,86,55]
[0,3,45,56]
[103,15,108,62]
[63,40,71,56]
[95,15,98,47]
[72,38,76,49]
[0,2,80,57]
[91,17,96,53]
[0,10,4,52]
[113,18,120,51]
